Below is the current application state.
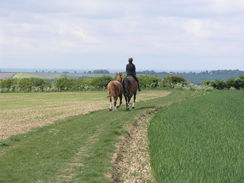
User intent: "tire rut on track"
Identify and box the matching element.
[111,103,172,183]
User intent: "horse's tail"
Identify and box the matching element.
[123,78,130,94]
[107,82,112,97]
[107,81,117,97]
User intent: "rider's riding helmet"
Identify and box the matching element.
[128,57,133,63]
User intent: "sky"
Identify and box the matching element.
[0,0,244,71]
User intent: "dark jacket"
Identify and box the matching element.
[126,62,136,76]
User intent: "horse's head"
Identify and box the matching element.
[116,72,123,82]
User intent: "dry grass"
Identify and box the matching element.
[0,101,106,139]
[139,91,171,101]
[0,90,170,139]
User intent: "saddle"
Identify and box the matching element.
[123,75,139,87]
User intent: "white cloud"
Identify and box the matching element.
[0,0,243,70]
[212,0,244,13]
[183,19,213,38]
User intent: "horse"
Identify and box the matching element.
[107,73,123,111]
[122,75,138,111]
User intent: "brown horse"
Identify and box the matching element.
[107,73,123,111]
[122,75,138,110]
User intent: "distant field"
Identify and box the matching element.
[0,73,15,79]
[149,90,244,182]
[0,89,170,139]
[3,70,244,84]
[13,72,113,79]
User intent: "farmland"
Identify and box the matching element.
[0,89,200,182]
[13,72,113,79]
[0,73,16,80]
[0,89,242,182]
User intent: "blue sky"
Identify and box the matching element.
[0,0,244,71]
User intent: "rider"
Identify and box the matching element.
[126,57,141,91]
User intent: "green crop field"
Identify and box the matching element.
[149,90,244,183]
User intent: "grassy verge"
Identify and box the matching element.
[149,90,244,183]
[0,90,202,182]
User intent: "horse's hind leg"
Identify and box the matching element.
[132,94,136,109]
[113,96,118,111]
[118,94,122,107]
[127,95,132,110]
[124,94,129,111]
[109,97,112,111]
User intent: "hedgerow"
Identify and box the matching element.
[0,76,113,92]
[1,75,242,92]
[204,75,244,90]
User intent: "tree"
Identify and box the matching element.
[210,80,226,89]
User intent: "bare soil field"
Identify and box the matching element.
[0,73,15,79]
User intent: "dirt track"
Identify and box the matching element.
[111,109,157,183]
[111,103,172,183]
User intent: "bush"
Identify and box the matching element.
[183,83,213,91]
[69,78,94,90]
[54,78,73,91]
[203,75,244,90]
[203,80,211,86]
[240,76,244,89]
[226,77,244,89]
[17,78,47,92]
[160,75,187,88]
[90,76,113,88]
[210,80,227,89]
[0,78,49,92]
[0,79,14,92]
[138,75,159,88]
